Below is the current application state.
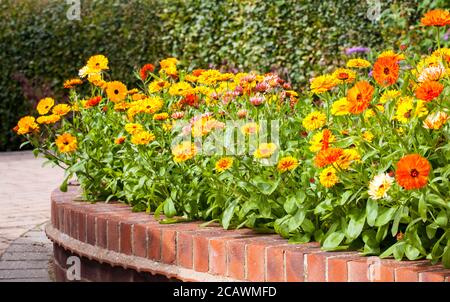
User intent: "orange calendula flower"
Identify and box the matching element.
[332,68,356,84]
[84,96,102,108]
[172,141,197,163]
[302,111,326,131]
[55,133,77,153]
[131,131,155,145]
[415,80,444,102]
[153,112,169,121]
[52,104,71,116]
[37,98,55,115]
[309,129,335,152]
[310,74,339,94]
[114,137,126,145]
[16,116,39,135]
[314,147,344,168]
[347,80,374,114]
[373,56,400,87]
[106,81,128,103]
[277,156,299,173]
[395,154,431,190]
[215,157,234,172]
[319,166,339,188]
[253,143,277,159]
[420,9,450,27]
[63,78,83,89]
[140,64,155,80]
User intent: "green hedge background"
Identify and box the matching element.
[0,0,445,151]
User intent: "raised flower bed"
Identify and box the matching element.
[16,9,450,280]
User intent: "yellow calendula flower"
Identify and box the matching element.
[309,129,336,152]
[162,121,174,132]
[114,102,129,112]
[364,109,375,121]
[52,104,71,116]
[336,148,361,170]
[346,58,371,68]
[277,156,299,173]
[125,123,143,135]
[380,90,401,104]
[240,122,259,135]
[153,112,169,121]
[332,68,356,83]
[55,133,77,153]
[36,114,61,125]
[302,111,326,131]
[106,81,128,103]
[432,47,450,63]
[87,55,109,71]
[331,97,350,116]
[172,141,198,163]
[319,166,339,188]
[160,57,178,69]
[253,143,277,159]
[197,69,223,86]
[310,74,339,94]
[37,98,55,115]
[362,131,374,142]
[148,80,170,93]
[131,131,155,145]
[168,81,193,96]
[394,97,428,123]
[215,157,234,172]
[378,50,405,61]
[16,116,39,135]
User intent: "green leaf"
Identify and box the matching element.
[375,207,397,227]
[366,199,378,227]
[405,244,421,260]
[222,199,238,230]
[442,246,450,269]
[59,173,72,193]
[252,176,280,195]
[436,210,448,227]
[163,198,176,218]
[322,232,345,250]
[288,208,306,232]
[418,194,427,222]
[346,211,366,241]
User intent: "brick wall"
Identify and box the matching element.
[47,186,450,282]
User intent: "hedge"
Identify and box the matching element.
[0,0,444,151]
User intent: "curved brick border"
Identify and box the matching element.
[46,186,450,282]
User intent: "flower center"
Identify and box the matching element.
[114,89,119,94]
[383,67,390,75]
[410,169,419,178]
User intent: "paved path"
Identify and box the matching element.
[0,151,63,281]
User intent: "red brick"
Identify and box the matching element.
[96,216,108,248]
[327,257,349,282]
[348,259,370,282]
[107,219,120,252]
[227,239,246,280]
[266,245,285,282]
[177,232,193,269]
[193,234,210,272]
[51,202,57,227]
[209,238,227,275]
[147,227,161,260]
[133,224,147,258]
[420,269,450,282]
[246,243,266,281]
[63,207,71,235]
[70,209,78,239]
[120,222,133,255]
[77,211,86,242]
[161,229,176,264]
[395,266,420,282]
[86,214,96,246]
[305,252,327,282]
[57,206,64,232]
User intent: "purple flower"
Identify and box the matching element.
[345,47,370,56]
[444,29,450,41]
[368,69,373,78]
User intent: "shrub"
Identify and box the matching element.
[14,8,450,267]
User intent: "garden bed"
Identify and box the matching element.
[46,186,450,282]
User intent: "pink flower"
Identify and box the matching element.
[237,109,248,119]
[250,96,264,106]
[171,112,185,119]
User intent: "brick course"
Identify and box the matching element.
[48,187,450,282]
